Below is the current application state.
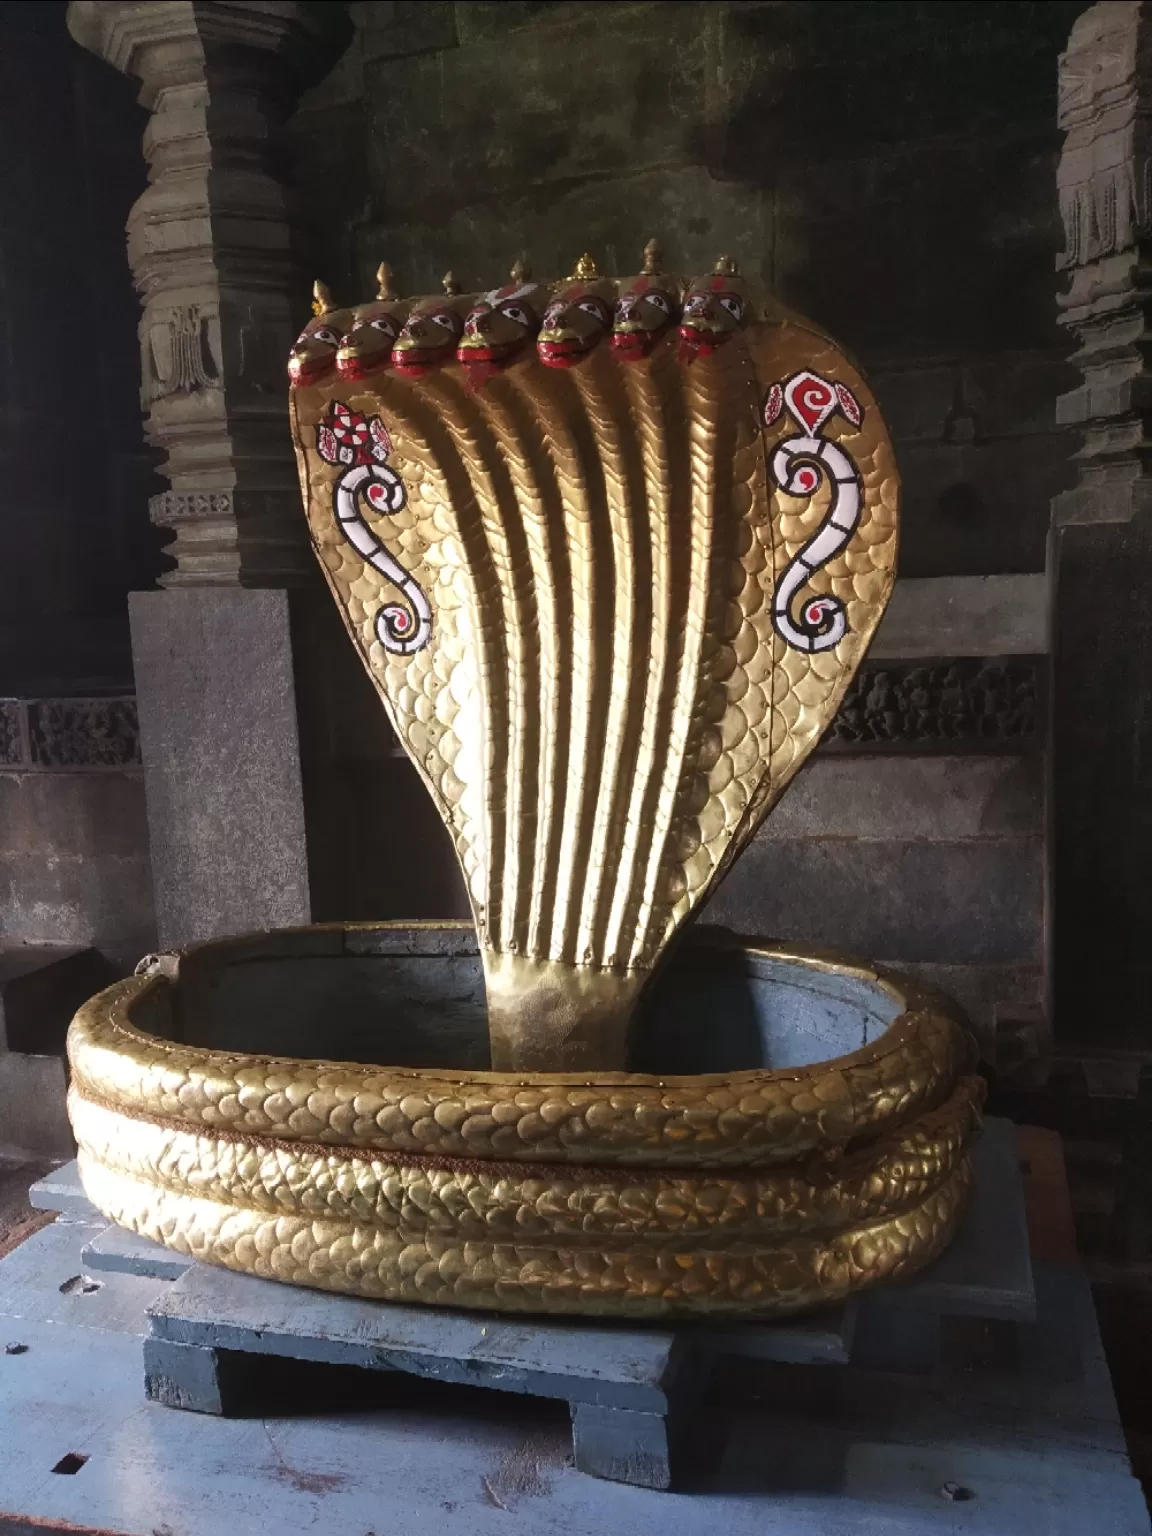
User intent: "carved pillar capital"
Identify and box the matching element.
[1055,0,1152,526]
[67,1,351,584]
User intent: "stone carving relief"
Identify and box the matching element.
[827,661,1040,752]
[27,699,141,769]
[0,700,23,765]
[142,304,223,403]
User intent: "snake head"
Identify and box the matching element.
[537,282,615,369]
[337,299,412,382]
[392,293,473,376]
[678,259,753,362]
[288,311,353,387]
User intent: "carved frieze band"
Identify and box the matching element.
[149,490,234,527]
[0,698,141,771]
[823,660,1042,753]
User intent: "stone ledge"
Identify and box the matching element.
[870,574,1048,659]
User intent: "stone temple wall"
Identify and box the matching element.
[0,2,158,973]
[289,0,1085,581]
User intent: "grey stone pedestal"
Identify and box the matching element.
[129,590,310,947]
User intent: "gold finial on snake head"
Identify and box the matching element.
[510,255,531,284]
[336,262,412,383]
[289,280,353,387]
[678,253,753,362]
[442,270,461,297]
[539,254,616,369]
[613,236,683,362]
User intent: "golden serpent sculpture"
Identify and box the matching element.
[68,245,984,1319]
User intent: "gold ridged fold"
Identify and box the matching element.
[292,323,898,1069]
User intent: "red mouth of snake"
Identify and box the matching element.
[457,339,525,368]
[677,326,730,362]
[611,331,658,361]
[393,340,456,376]
[288,353,336,387]
[539,337,596,370]
[336,352,391,382]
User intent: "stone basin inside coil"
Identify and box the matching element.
[154,922,903,1074]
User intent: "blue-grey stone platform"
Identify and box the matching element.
[0,1210,1146,1533]
[27,1120,1038,1489]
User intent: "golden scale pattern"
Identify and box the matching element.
[66,271,973,1318]
[68,939,985,1317]
[290,321,896,1054]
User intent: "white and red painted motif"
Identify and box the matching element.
[763,371,864,654]
[316,402,431,654]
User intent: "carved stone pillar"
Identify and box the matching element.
[1053,1,1152,1049]
[68,0,349,584]
[67,1,350,947]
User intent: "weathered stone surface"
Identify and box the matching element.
[0,771,154,969]
[129,589,310,948]
[67,0,351,586]
[765,756,1043,843]
[0,853,156,972]
[290,1,1077,588]
[1049,2,1152,1046]
[0,1052,73,1160]
[0,772,148,860]
[871,575,1048,660]
[706,838,1044,966]
[0,946,116,1055]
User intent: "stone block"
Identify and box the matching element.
[0,944,117,1054]
[0,1053,74,1160]
[764,756,1043,843]
[0,850,156,968]
[705,837,1044,965]
[871,575,1049,660]
[83,1225,193,1282]
[0,770,149,858]
[570,1402,677,1490]
[129,589,310,949]
[144,1337,232,1414]
[28,1160,100,1221]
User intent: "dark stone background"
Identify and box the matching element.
[288,0,1086,580]
[0,0,161,698]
